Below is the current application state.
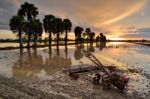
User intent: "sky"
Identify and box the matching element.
[0,0,150,40]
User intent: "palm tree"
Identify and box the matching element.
[52,18,63,46]
[74,26,84,44]
[85,28,91,42]
[9,15,25,48]
[85,28,91,46]
[18,2,39,21]
[43,15,55,46]
[63,19,72,45]
[18,2,39,47]
[30,19,43,46]
[89,32,95,43]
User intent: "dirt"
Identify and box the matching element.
[0,70,150,99]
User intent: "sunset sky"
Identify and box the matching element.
[0,0,150,40]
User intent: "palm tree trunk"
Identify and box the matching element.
[57,33,59,47]
[27,34,31,48]
[34,34,37,47]
[18,30,23,49]
[49,32,52,46]
[65,30,67,45]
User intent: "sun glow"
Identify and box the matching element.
[107,35,125,40]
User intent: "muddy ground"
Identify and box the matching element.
[0,70,150,99]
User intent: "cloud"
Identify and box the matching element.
[0,0,149,40]
[20,0,148,28]
[0,0,19,29]
[137,27,150,32]
[102,0,147,25]
[119,27,150,39]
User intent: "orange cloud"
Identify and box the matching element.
[102,0,147,25]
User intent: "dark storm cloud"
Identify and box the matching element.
[0,0,18,29]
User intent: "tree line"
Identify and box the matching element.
[9,2,101,49]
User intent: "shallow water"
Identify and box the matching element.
[0,42,150,97]
[0,43,19,47]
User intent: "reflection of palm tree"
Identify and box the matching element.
[12,48,44,80]
[99,42,106,50]
[74,45,84,60]
[44,48,72,75]
[65,45,68,59]
[56,45,60,57]
[19,49,23,66]
[49,46,52,59]
[87,43,95,52]
[63,19,72,45]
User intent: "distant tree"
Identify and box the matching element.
[74,26,84,41]
[63,19,72,45]
[9,15,25,48]
[18,2,39,47]
[43,15,55,46]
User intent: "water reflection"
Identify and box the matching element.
[1,42,150,95]
[74,44,84,61]
[12,46,72,80]
[96,42,106,50]
[87,43,95,52]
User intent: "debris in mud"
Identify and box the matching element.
[128,68,142,73]
[68,72,79,80]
